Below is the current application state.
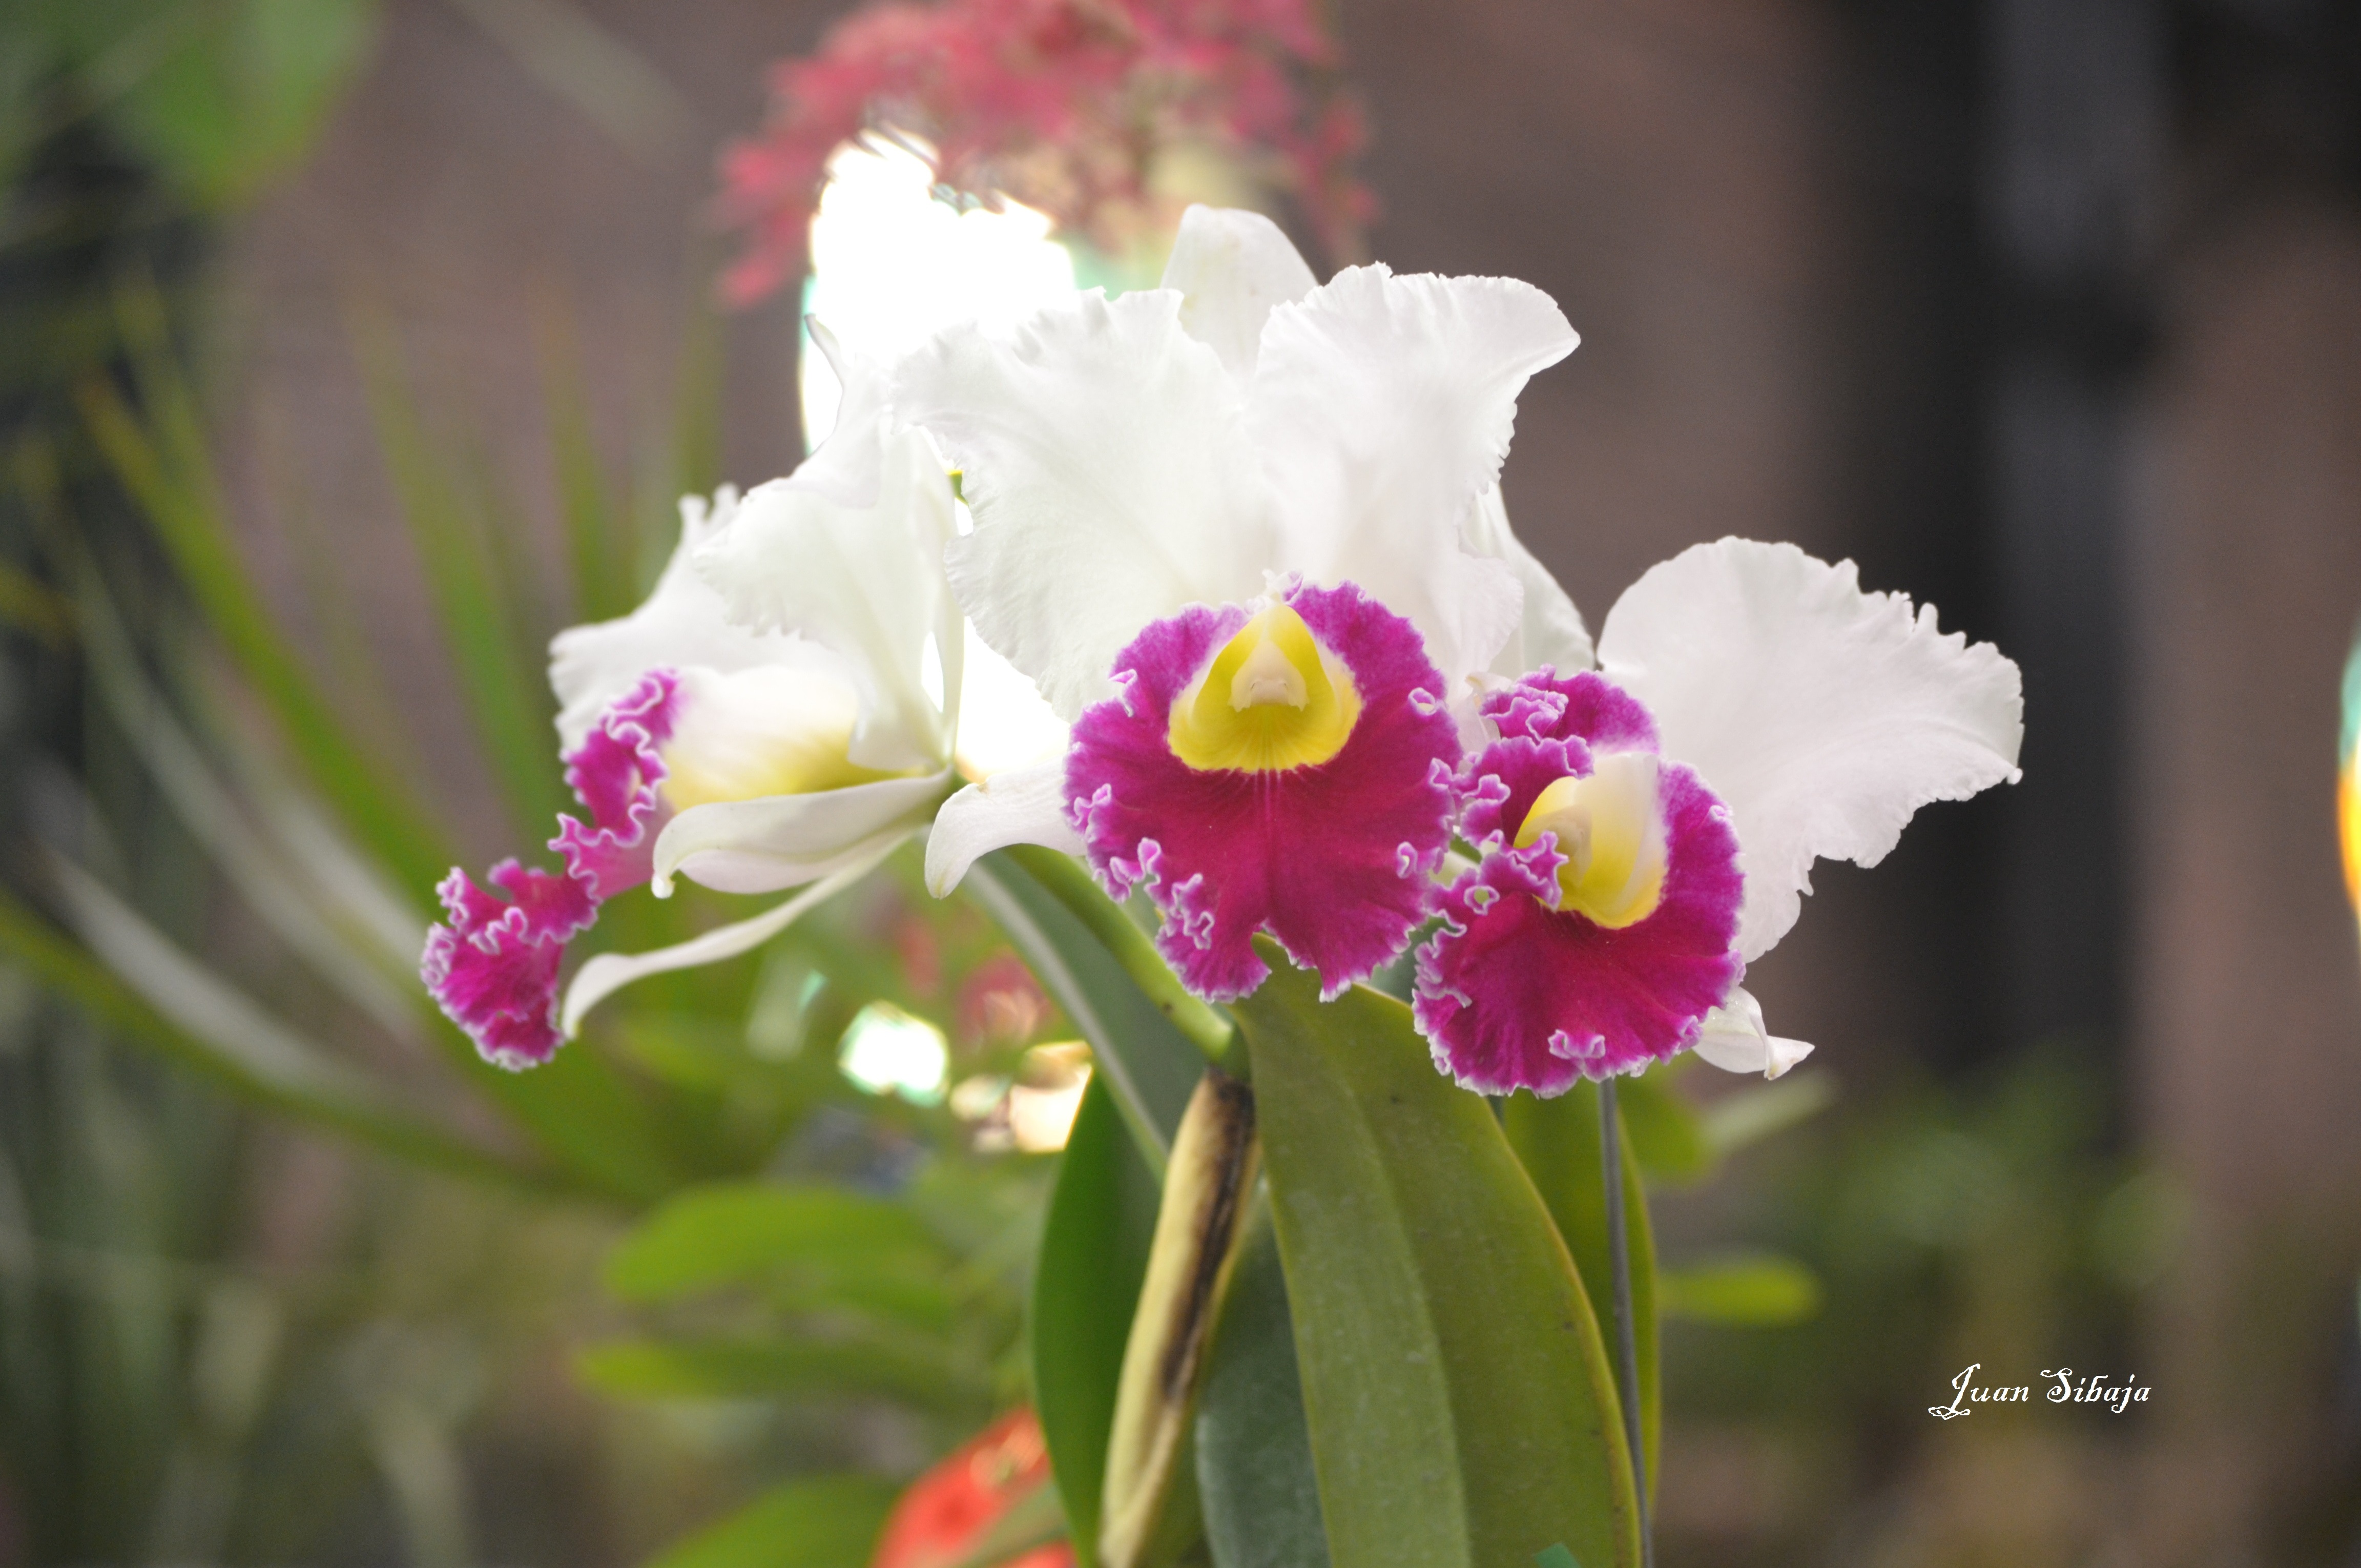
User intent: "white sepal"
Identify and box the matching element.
[653,771,951,896]
[1690,987,1814,1079]
[923,760,1087,896]
[1158,204,1319,382]
[561,840,900,1038]
[1599,539,2023,962]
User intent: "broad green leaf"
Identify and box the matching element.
[1234,964,1640,1568]
[606,1182,950,1302]
[578,1333,992,1415]
[963,850,1206,1168]
[1194,1207,1329,1568]
[1031,1078,1159,1568]
[1503,1084,1660,1491]
[1657,1253,1821,1327]
[645,1474,898,1568]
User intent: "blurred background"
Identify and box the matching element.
[3,0,2359,1563]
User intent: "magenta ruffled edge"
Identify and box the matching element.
[420,670,681,1068]
[1065,580,1461,1002]
[1413,670,1744,1096]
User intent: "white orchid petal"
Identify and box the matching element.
[693,423,959,773]
[923,761,1086,896]
[652,771,950,896]
[1247,265,1577,698]
[1464,483,1593,679]
[1158,204,1319,381]
[561,843,897,1037]
[550,488,818,753]
[898,290,1274,720]
[1599,539,2024,961]
[793,317,889,506]
[1690,987,1814,1078]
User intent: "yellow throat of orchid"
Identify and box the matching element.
[658,666,908,811]
[1514,752,1670,929]
[1168,604,1361,773]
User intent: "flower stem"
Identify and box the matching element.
[1599,1076,1653,1568]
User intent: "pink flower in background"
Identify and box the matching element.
[716,0,1373,305]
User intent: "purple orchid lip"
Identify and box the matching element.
[1414,669,1745,1096]
[1065,580,1461,1002]
[422,670,681,1068]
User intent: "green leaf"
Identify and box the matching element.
[75,363,451,900]
[356,313,572,844]
[1502,1085,1660,1492]
[606,1182,951,1302]
[1233,963,1641,1568]
[1612,1066,1713,1184]
[1029,1077,1160,1568]
[644,1474,898,1568]
[1656,1253,1821,1327]
[72,0,381,211]
[1194,1207,1329,1568]
[962,850,1207,1169]
[577,1333,992,1415]
[0,873,542,1193]
[1698,1072,1837,1160]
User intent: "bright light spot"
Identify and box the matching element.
[801,133,1078,451]
[957,620,1070,779]
[1009,1042,1091,1152]
[838,1002,949,1104]
[1009,1067,1090,1153]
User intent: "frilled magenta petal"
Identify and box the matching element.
[899,288,1275,720]
[1463,485,1593,683]
[1159,204,1319,381]
[1416,728,1743,1095]
[1690,986,1814,1079]
[923,759,1088,897]
[425,670,688,1068]
[692,380,961,773]
[650,770,952,896]
[422,859,596,1070]
[1069,581,1459,1002]
[1469,667,1658,773]
[1598,539,2024,962]
[552,669,679,900]
[1247,266,1578,703]
[560,837,902,1038]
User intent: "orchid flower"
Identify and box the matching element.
[423,331,961,1068]
[910,204,1590,1001]
[1415,539,2024,1093]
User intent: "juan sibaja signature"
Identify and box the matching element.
[1929,1363,2152,1419]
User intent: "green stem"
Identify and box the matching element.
[1005,843,1242,1069]
[1600,1076,1653,1568]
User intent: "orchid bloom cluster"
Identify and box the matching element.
[424,331,962,1068]
[425,204,2023,1101]
[717,0,1372,307]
